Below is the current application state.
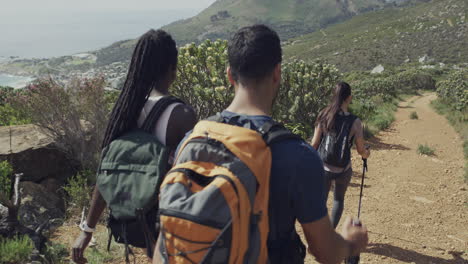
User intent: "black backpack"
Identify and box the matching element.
[318,113,357,168]
[96,96,182,260]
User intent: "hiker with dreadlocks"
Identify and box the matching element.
[311,82,371,229]
[71,29,197,264]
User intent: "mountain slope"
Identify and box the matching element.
[162,0,408,44]
[93,0,427,65]
[283,0,468,71]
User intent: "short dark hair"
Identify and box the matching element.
[228,24,282,83]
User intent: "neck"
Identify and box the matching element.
[226,84,272,116]
[341,103,349,113]
[151,87,169,97]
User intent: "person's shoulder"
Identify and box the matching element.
[271,138,323,166]
[171,103,197,121]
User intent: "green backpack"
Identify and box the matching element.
[96,96,182,260]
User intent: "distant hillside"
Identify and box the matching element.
[162,0,390,44]
[283,0,468,71]
[94,0,425,65]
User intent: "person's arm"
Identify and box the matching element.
[292,144,367,263]
[71,187,107,263]
[354,119,370,159]
[310,125,322,150]
[302,216,368,264]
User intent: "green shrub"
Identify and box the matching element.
[172,40,341,138]
[63,170,93,214]
[0,160,13,200]
[436,69,468,112]
[44,242,68,264]
[410,111,419,120]
[0,235,34,264]
[417,144,435,156]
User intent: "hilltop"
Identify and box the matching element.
[284,0,468,71]
[93,0,426,66]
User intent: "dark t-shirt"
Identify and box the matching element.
[176,111,328,261]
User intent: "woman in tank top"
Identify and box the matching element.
[311,82,370,228]
[71,29,197,263]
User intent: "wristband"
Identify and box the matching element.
[79,221,96,233]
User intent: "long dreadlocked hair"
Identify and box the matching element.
[315,81,352,133]
[101,29,178,149]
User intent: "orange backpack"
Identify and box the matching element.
[154,115,298,263]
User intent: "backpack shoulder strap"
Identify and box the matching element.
[141,95,184,133]
[258,121,302,145]
[206,113,225,123]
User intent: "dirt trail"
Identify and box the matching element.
[304,92,468,264]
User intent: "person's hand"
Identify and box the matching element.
[71,231,92,263]
[362,149,370,159]
[341,217,368,256]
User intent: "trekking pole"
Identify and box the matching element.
[346,146,369,264]
[357,157,368,219]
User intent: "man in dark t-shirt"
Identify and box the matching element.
[218,112,327,262]
[177,24,369,263]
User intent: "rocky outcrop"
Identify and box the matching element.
[0,125,74,234]
[19,181,65,232]
[0,125,77,184]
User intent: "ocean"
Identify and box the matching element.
[0,74,34,88]
[0,9,199,59]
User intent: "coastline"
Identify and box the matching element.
[0,73,34,88]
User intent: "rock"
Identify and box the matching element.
[0,204,7,220]
[371,64,385,74]
[18,181,65,231]
[460,187,466,191]
[0,125,77,184]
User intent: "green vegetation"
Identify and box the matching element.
[436,69,468,112]
[0,235,34,264]
[44,242,69,264]
[433,68,467,182]
[0,86,30,126]
[171,40,341,138]
[410,111,419,119]
[63,171,94,216]
[417,144,435,156]
[284,0,468,71]
[162,0,396,45]
[0,160,13,200]
[84,230,124,264]
[92,0,436,66]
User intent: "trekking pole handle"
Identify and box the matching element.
[352,218,362,226]
[362,145,370,171]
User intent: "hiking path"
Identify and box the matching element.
[303,92,468,264]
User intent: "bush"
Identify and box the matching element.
[172,40,341,138]
[0,235,34,264]
[0,160,13,201]
[275,60,341,138]
[44,242,69,264]
[63,170,93,215]
[436,69,468,112]
[0,86,30,126]
[9,77,114,171]
[410,111,419,120]
[172,40,233,119]
[417,144,435,156]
